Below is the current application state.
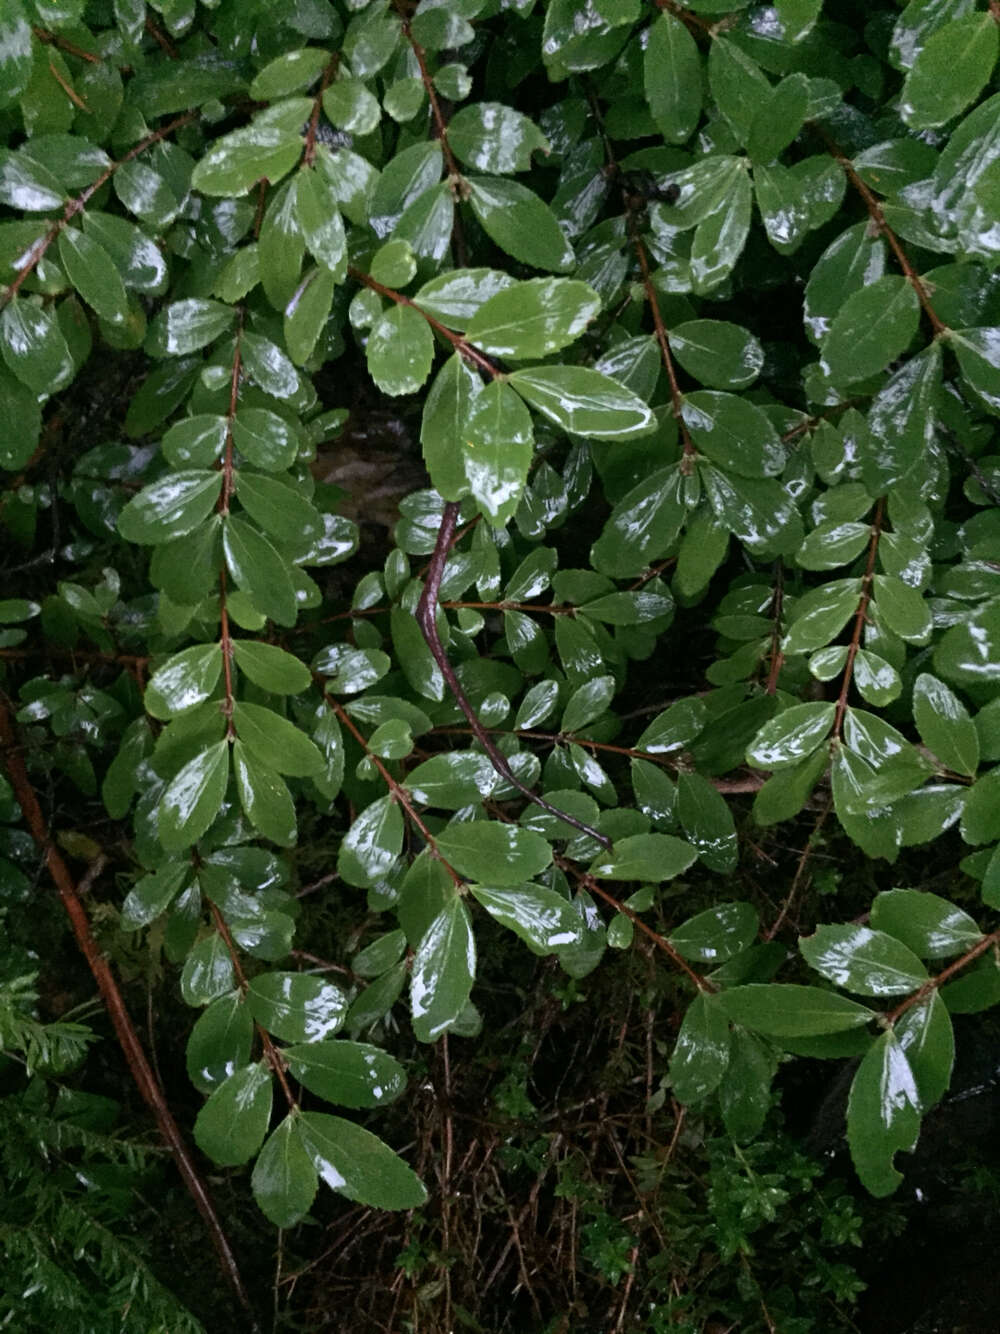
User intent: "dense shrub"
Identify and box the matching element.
[2,0,1000,1328]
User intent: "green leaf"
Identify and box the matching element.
[797,520,871,571]
[0,2,33,108]
[901,13,998,130]
[194,1062,272,1166]
[161,415,228,469]
[669,902,758,964]
[635,697,706,755]
[803,221,887,345]
[121,863,190,930]
[435,821,552,886]
[233,701,323,778]
[747,72,810,164]
[322,78,381,134]
[415,268,516,328]
[509,365,654,439]
[644,12,701,144]
[404,752,494,809]
[912,673,979,776]
[247,971,348,1042]
[870,889,982,960]
[590,833,697,882]
[466,176,574,273]
[682,391,783,478]
[146,299,234,358]
[118,470,221,546]
[590,466,685,578]
[709,36,770,144]
[157,741,229,852]
[222,514,297,627]
[235,471,322,546]
[853,651,902,708]
[231,641,311,696]
[366,303,435,396]
[690,168,753,293]
[717,985,876,1037]
[820,276,920,385]
[866,345,942,489]
[754,161,811,255]
[464,278,598,359]
[676,771,738,873]
[294,168,347,280]
[338,795,404,888]
[669,993,731,1104]
[847,1029,921,1197]
[746,702,835,771]
[0,147,64,211]
[192,107,307,196]
[897,993,954,1111]
[186,991,253,1095]
[252,1115,318,1228]
[781,578,861,655]
[241,331,300,400]
[296,1111,427,1209]
[935,602,1000,685]
[232,407,300,472]
[232,740,297,846]
[285,265,336,365]
[145,644,222,720]
[948,327,1000,415]
[471,883,583,951]
[420,352,482,500]
[448,102,548,174]
[670,321,763,391]
[561,675,616,733]
[1,297,74,393]
[961,766,1000,845]
[701,468,800,556]
[719,1029,778,1142]
[58,227,129,326]
[411,897,476,1043]
[800,924,928,996]
[180,932,235,1006]
[353,930,407,979]
[461,379,534,526]
[285,1041,407,1107]
[0,365,41,468]
[391,606,445,702]
[872,574,931,644]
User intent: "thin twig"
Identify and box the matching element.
[0,700,257,1327]
[832,499,884,738]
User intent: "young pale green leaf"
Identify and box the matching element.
[58,227,129,326]
[252,1115,319,1229]
[466,176,574,273]
[800,924,928,996]
[682,392,783,478]
[870,889,982,960]
[746,702,835,771]
[912,673,980,775]
[669,993,731,1104]
[145,644,222,720]
[194,1062,273,1166]
[717,984,876,1037]
[509,365,654,439]
[232,641,312,695]
[471,883,583,951]
[448,102,548,174]
[847,1029,921,1197]
[247,972,348,1043]
[668,901,759,964]
[465,278,598,359]
[590,832,697,882]
[435,821,552,886]
[296,1112,427,1210]
[676,771,738,874]
[232,740,297,846]
[157,741,229,852]
[820,276,920,384]
[901,13,998,130]
[367,304,435,396]
[644,11,701,144]
[338,795,405,888]
[285,1041,407,1108]
[411,897,476,1043]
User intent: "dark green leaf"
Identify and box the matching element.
[232,740,297,846]
[410,897,476,1043]
[448,102,548,174]
[297,1111,427,1209]
[669,993,730,1104]
[252,1115,318,1228]
[157,741,229,852]
[847,1029,921,1197]
[194,1062,272,1166]
[669,901,758,964]
[644,12,701,144]
[471,883,583,951]
[676,771,738,873]
[717,985,876,1037]
[466,176,574,273]
[590,832,697,882]
[870,889,982,960]
[901,13,998,130]
[912,672,979,775]
[285,1041,407,1108]
[435,821,552,886]
[800,924,928,996]
[820,276,920,384]
[222,514,298,627]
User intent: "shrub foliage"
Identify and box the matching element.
[2,0,1000,1326]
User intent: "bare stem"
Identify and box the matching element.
[832,498,884,738]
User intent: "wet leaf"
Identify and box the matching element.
[820,276,920,384]
[912,673,980,775]
[471,883,583,952]
[410,897,476,1043]
[746,702,835,771]
[847,1029,921,1196]
[285,1041,407,1108]
[590,832,697,882]
[718,985,876,1037]
[157,741,229,852]
[194,1062,272,1166]
[466,176,574,272]
[252,1115,318,1228]
[449,102,548,174]
[800,924,928,996]
[870,889,982,960]
[644,12,701,144]
[297,1112,427,1209]
[901,13,998,130]
[435,821,552,886]
[509,365,655,439]
[669,901,758,964]
[669,993,731,1104]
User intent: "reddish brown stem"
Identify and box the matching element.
[885,929,1000,1025]
[32,27,100,62]
[416,503,612,848]
[2,111,197,308]
[396,9,462,180]
[815,126,945,338]
[764,561,784,695]
[832,498,885,738]
[303,57,339,168]
[0,701,256,1325]
[632,225,696,461]
[145,15,179,58]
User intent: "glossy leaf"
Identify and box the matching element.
[820,276,920,385]
[717,985,876,1037]
[410,897,476,1043]
[668,901,758,964]
[338,796,404,888]
[157,742,229,852]
[644,12,701,144]
[901,13,998,130]
[297,1112,427,1210]
[466,176,574,273]
[194,1062,272,1166]
[285,1041,407,1108]
[448,102,548,174]
[435,821,552,886]
[746,703,835,771]
[145,644,222,720]
[847,1029,921,1197]
[471,883,583,951]
[252,1115,318,1228]
[509,365,655,439]
[669,993,731,1104]
[870,889,982,960]
[590,833,697,882]
[912,672,980,776]
[800,924,928,996]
